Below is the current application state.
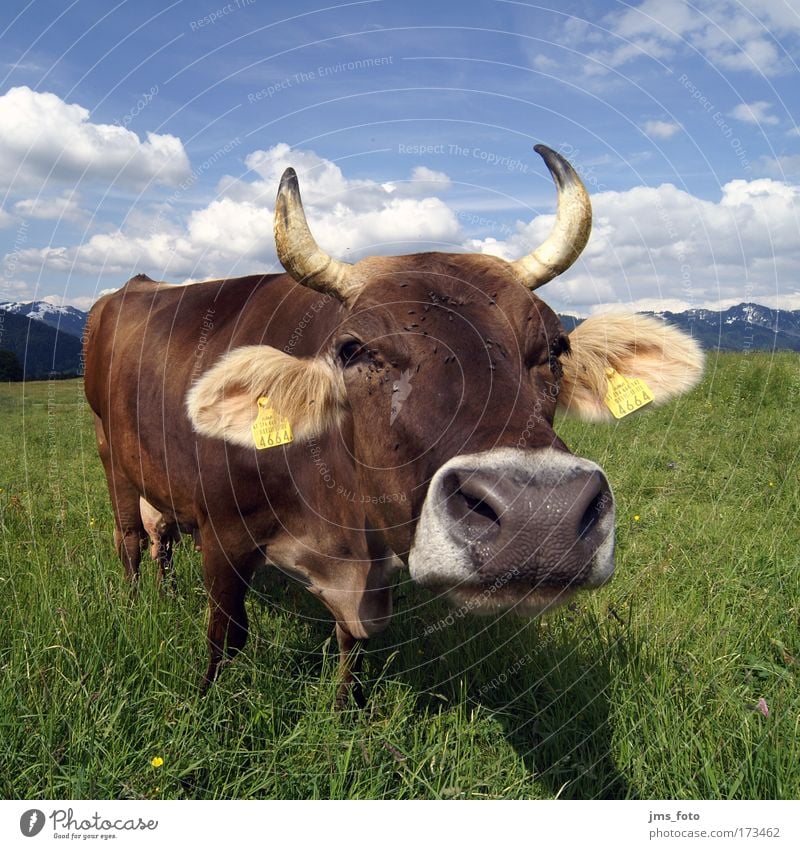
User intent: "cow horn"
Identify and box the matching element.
[274,167,360,303]
[510,145,592,291]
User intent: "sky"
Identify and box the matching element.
[1,0,799,315]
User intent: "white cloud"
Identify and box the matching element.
[581,0,800,76]
[729,101,779,125]
[0,86,191,192]
[13,192,85,222]
[756,153,800,177]
[219,143,452,210]
[642,119,682,138]
[532,54,559,70]
[583,37,675,73]
[469,178,800,310]
[0,208,14,228]
[0,279,32,299]
[8,142,800,314]
[41,293,100,311]
[11,143,460,279]
[409,166,451,186]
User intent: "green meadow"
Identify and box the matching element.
[1,351,798,799]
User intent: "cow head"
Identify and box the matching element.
[188,146,703,614]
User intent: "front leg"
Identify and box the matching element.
[264,533,396,708]
[200,545,259,692]
[334,623,366,710]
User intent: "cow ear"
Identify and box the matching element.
[558,313,704,421]
[186,345,345,448]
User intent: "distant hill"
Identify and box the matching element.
[558,302,800,352]
[0,300,87,338]
[0,310,82,379]
[641,303,800,352]
[557,314,583,333]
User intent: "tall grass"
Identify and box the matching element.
[0,352,797,799]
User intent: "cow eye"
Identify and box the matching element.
[337,338,367,367]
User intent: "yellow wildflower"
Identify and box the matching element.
[150,756,164,768]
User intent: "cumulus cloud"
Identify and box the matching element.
[0,208,14,228]
[219,143,452,210]
[642,120,682,138]
[0,86,191,191]
[9,141,800,313]
[12,143,460,279]
[468,177,800,310]
[729,101,780,125]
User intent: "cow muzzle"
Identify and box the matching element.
[408,447,615,615]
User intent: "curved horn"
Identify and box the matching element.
[274,167,361,303]
[510,145,592,291]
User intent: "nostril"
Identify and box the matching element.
[442,472,502,541]
[578,495,602,539]
[458,488,501,542]
[462,491,501,527]
[576,477,610,541]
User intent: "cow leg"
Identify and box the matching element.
[105,475,145,583]
[334,623,366,710]
[156,534,177,593]
[200,547,258,692]
[308,568,393,710]
[265,537,395,708]
[111,497,146,584]
[94,415,145,583]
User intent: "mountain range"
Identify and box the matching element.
[643,303,800,352]
[0,300,88,339]
[1,299,798,380]
[0,306,83,379]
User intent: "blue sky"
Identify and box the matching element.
[1,0,799,313]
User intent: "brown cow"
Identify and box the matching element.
[84,145,703,705]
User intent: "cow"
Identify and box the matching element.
[84,145,703,706]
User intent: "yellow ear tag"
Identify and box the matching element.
[251,397,293,449]
[604,368,655,419]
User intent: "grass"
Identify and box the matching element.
[0,351,798,799]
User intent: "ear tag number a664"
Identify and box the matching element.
[252,397,294,449]
[604,368,655,419]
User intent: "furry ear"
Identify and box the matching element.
[558,313,704,421]
[186,345,345,448]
